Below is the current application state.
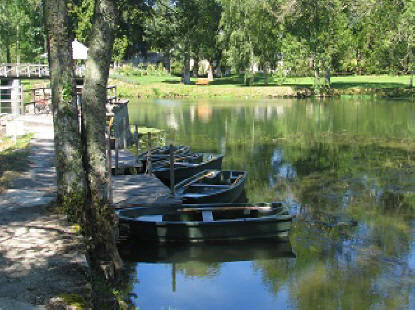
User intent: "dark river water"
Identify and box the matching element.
[120,98,415,309]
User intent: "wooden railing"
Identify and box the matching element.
[0,84,24,114]
[0,63,85,79]
[0,63,50,78]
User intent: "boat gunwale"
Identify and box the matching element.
[153,153,224,173]
[175,169,247,197]
[118,212,293,226]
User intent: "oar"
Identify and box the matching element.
[231,174,243,186]
[181,171,217,188]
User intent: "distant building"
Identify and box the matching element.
[127,52,169,69]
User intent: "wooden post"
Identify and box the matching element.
[114,138,119,175]
[169,144,175,194]
[20,84,24,114]
[135,125,139,162]
[146,132,152,175]
[106,125,113,203]
[172,263,176,293]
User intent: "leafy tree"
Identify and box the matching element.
[0,0,44,63]
[282,0,345,91]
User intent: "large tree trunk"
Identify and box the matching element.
[81,0,123,307]
[44,0,85,220]
[182,45,191,84]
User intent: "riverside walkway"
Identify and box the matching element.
[0,115,178,308]
[0,117,89,309]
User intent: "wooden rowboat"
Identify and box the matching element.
[153,153,224,186]
[174,170,246,204]
[137,145,191,162]
[117,202,293,243]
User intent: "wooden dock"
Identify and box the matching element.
[111,149,142,174]
[112,174,181,208]
[111,148,181,208]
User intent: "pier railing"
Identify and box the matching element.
[0,63,50,78]
[0,63,85,79]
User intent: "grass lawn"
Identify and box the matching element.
[0,134,32,193]
[110,73,414,99]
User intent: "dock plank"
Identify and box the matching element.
[112,174,181,208]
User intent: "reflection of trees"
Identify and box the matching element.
[128,98,415,308]
[175,261,221,278]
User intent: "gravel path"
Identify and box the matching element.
[0,117,90,309]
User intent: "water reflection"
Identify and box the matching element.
[119,241,296,309]
[125,98,415,309]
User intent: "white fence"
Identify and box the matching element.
[0,63,85,78]
[0,83,24,114]
[0,63,50,78]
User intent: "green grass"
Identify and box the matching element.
[110,73,415,99]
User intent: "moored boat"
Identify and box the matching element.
[153,153,224,186]
[137,145,191,162]
[174,170,246,204]
[117,202,293,243]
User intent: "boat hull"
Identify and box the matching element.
[154,154,224,185]
[175,170,247,204]
[118,203,292,243]
[126,218,292,243]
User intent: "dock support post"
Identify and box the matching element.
[114,138,119,175]
[146,132,152,175]
[135,125,139,162]
[169,144,175,195]
[106,124,113,202]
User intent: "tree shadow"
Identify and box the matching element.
[0,205,90,307]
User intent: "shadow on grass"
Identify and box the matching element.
[282,81,409,89]
[331,81,408,89]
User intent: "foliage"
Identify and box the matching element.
[0,0,44,62]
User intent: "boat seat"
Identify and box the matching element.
[202,211,214,222]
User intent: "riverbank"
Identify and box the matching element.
[110,73,415,99]
[0,116,90,309]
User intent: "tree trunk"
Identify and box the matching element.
[215,65,222,78]
[409,47,413,88]
[44,0,85,220]
[81,0,123,306]
[207,59,214,82]
[182,45,191,84]
[5,37,11,63]
[325,67,331,87]
[16,24,20,64]
[192,57,199,77]
[314,61,320,93]
[165,50,171,73]
[263,64,268,85]
[356,49,362,75]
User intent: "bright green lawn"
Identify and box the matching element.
[110,73,414,99]
[111,73,412,89]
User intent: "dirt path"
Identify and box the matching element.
[0,117,90,309]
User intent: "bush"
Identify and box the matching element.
[170,60,183,76]
[114,63,169,77]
